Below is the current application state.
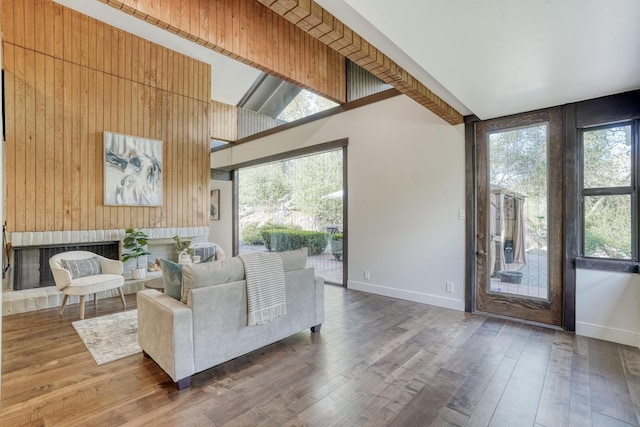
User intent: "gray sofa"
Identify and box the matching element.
[137,249,325,389]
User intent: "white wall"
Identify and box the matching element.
[576,269,640,347]
[212,95,466,310]
[211,94,640,347]
[209,180,233,257]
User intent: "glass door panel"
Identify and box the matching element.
[488,125,548,299]
[475,109,563,326]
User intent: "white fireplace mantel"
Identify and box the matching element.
[10,227,209,247]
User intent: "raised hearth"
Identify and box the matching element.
[3,226,209,293]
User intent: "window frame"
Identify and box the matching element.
[578,119,640,267]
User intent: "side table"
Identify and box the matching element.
[144,275,164,292]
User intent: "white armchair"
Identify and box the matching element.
[189,242,225,261]
[49,251,126,319]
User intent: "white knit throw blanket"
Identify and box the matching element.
[240,252,287,326]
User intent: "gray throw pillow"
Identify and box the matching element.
[279,248,308,271]
[159,259,183,300]
[160,256,216,301]
[193,245,216,261]
[201,254,216,263]
[61,257,102,279]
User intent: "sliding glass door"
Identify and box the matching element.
[237,149,345,285]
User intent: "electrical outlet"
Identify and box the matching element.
[364,271,371,280]
[446,281,454,293]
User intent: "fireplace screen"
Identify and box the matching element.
[13,242,119,290]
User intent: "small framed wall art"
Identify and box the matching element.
[210,189,220,220]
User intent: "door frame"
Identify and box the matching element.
[230,139,348,287]
[465,109,566,327]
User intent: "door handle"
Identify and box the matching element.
[476,250,487,256]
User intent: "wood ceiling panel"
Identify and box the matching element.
[99,0,347,104]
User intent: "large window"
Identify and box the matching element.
[237,149,345,285]
[581,122,637,260]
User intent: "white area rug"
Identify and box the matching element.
[72,309,141,365]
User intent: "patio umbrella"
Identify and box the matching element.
[322,190,343,199]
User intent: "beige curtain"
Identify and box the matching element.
[514,197,526,264]
[490,194,497,275]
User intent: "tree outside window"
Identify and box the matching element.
[581,124,634,260]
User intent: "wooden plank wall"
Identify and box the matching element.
[210,100,238,142]
[100,0,347,104]
[2,0,211,232]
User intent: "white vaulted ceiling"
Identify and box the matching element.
[317,0,640,119]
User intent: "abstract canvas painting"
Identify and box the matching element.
[104,131,163,206]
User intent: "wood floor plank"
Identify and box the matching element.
[487,327,554,426]
[568,345,593,427]
[589,339,640,426]
[535,330,574,426]
[445,321,520,419]
[388,367,465,426]
[432,406,470,427]
[3,286,640,426]
[621,345,640,425]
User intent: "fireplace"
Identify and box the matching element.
[5,227,209,293]
[13,242,119,290]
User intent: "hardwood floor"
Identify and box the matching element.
[2,285,640,426]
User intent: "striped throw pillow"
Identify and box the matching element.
[61,257,103,279]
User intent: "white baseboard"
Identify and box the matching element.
[347,280,465,311]
[576,321,640,348]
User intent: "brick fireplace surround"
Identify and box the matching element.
[2,227,209,316]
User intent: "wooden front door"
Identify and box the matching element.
[475,108,563,326]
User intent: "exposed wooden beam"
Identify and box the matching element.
[257,0,463,125]
[98,0,347,104]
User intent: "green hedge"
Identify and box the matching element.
[241,222,264,245]
[261,229,328,255]
[241,222,295,245]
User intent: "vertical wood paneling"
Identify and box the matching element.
[4,44,16,232]
[2,0,211,232]
[44,54,55,230]
[72,61,82,230]
[95,71,104,228]
[34,51,45,231]
[170,95,178,228]
[44,1,55,56]
[62,60,71,230]
[14,45,26,231]
[3,0,16,47]
[97,0,346,103]
[86,65,96,231]
[79,66,88,230]
[102,72,112,229]
[210,100,238,142]
[14,0,25,49]
[24,49,36,232]
[53,57,64,230]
